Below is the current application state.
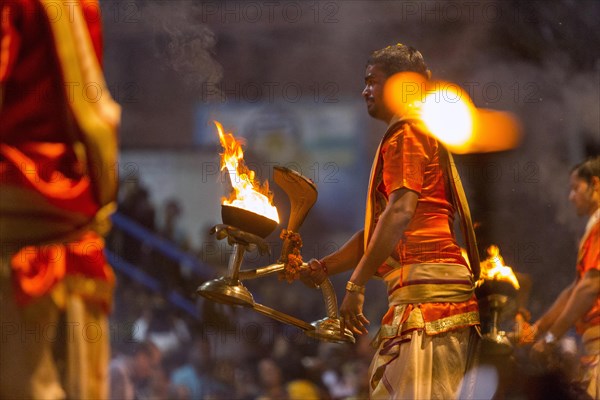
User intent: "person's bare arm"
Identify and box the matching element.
[320,230,365,275]
[544,269,600,338]
[340,188,418,334]
[347,188,417,287]
[532,269,600,355]
[301,230,364,287]
[533,280,576,335]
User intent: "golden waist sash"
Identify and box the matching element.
[385,262,475,306]
[376,264,478,339]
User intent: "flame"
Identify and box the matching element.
[215,121,279,223]
[420,83,475,149]
[480,245,520,290]
[383,73,521,154]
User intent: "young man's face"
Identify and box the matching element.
[362,64,393,123]
[569,171,599,216]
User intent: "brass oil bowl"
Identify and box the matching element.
[476,279,519,355]
[221,204,278,238]
[475,279,518,299]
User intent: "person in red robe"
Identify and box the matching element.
[0,0,120,398]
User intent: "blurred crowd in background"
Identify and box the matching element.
[106,177,378,400]
[105,174,594,400]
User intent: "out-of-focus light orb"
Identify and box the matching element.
[383,72,522,154]
[420,85,474,148]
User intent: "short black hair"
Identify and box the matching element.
[572,156,600,184]
[367,43,429,79]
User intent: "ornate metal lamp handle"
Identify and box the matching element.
[319,278,339,320]
[238,263,339,319]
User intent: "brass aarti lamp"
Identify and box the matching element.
[197,123,353,343]
[475,245,520,354]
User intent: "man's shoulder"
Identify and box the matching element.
[384,120,436,150]
[386,119,429,138]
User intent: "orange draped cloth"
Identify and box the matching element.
[576,219,600,334]
[0,0,118,310]
[365,118,479,332]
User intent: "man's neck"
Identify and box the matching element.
[386,115,400,127]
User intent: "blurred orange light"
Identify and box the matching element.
[383,73,522,154]
[480,245,520,290]
[420,84,475,150]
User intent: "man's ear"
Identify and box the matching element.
[425,69,432,80]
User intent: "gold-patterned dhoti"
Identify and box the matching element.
[369,263,480,399]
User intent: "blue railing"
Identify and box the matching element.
[110,213,214,281]
[108,212,217,319]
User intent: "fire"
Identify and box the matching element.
[480,245,520,290]
[420,83,475,149]
[215,121,279,223]
[383,73,521,154]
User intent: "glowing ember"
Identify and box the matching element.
[215,121,279,223]
[480,245,520,290]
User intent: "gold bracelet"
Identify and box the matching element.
[346,281,365,294]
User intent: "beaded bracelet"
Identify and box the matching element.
[309,259,328,275]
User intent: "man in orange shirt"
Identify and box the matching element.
[303,44,480,399]
[530,156,600,398]
[0,0,120,398]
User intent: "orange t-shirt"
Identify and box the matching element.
[369,122,478,332]
[373,123,468,275]
[576,221,600,334]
